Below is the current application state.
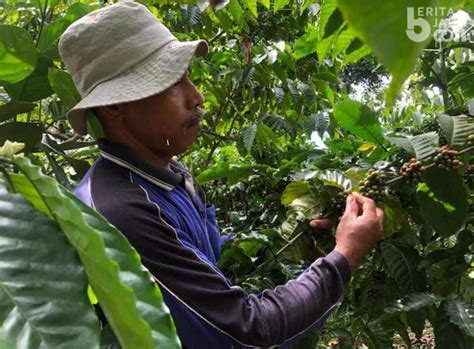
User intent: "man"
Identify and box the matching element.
[59,2,383,348]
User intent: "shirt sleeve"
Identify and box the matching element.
[93,176,351,348]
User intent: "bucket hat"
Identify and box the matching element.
[58,1,208,135]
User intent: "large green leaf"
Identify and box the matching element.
[48,69,81,110]
[4,56,54,102]
[385,132,439,161]
[445,298,474,337]
[242,0,257,17]
[417,167,468,237]
[9,156,180,349]
[242,124,258,151]
[381,241,424,295]
[435,303,474,349]
[0,25,37,83]
[318,0,338,39]
[0,122,43,153]
[385,293,441,314]
[294,27,319,59]
[337,0,460,103]
[437,113,474,146]
[274,0,290,11]
[281,180,309,205]
[333,99,384,144]
[196,162,269,185]
[0,101,36,122]
[0,180,100,348]
[37,19,70,52]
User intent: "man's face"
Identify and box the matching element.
[120,71,205,158]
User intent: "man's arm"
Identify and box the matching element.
[93,173,381,347]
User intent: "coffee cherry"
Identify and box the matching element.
[358,169,387,201]
[464,164,474,187]
[400,158,424,183]
[468,134,474,146]
[434,145,463,171]
[327,189,350,217]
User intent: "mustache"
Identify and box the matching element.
[192,107,204,119]
[184,107,204,128]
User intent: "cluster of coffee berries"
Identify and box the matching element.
[359,169,386,201]
[400,158,426,183]
[328,190,349,216]
[464,164,474,187]
[433,145,463,171]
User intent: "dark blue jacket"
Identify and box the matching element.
[75,140,351,348]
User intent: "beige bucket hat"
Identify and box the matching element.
[58,1,208,135]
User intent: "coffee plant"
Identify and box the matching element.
[1,0,473,348]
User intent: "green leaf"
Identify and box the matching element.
[4,56,54,102]
[445,298,474,337]
[0,101,36,122]
[64,2,92,22]
[435,302,474,349]
[41,134,90,178]
[258,0,270,9]
[0,180,100,348]
[242,0,257,17]
[274,0,290,12]
[323,8,344,39]
[67,194,181,349]
[196,162,269,185]
[242,124,258,151]
[385,293,441,314]
[294,27,319,60]
[417,167,468,237]
[333,99,384,144]
[337,0,459,104]
[228,0,244,27]
[318,0,338,39]
[0,25,37,83]
[381,241,423,294]
[9,156,180,349]
[364,320,392,349]
[379,197,408,238]
[437,113,474,146]
[48,69,81,110]
[318,169,352,190]
[37,19,70,52]
[282,180,309,205]
[0,122,43,153]
[100,325,121,349]
[386,132,439,161]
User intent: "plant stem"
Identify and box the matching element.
[438,42,451,112]
[241,221,307,281]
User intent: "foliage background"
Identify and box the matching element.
[0,0,474,348]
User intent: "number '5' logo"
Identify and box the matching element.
[406,7,431,42]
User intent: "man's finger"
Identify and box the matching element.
[353,192,377,217]
[309,218,332,230]
[375,207,384,230]
[343,194,359,218]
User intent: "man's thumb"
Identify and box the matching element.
[344,194,359,217]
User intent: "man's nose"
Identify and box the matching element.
[188,82,205,109]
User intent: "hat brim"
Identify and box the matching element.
[67,39,208,135]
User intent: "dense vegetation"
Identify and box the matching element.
[0,0,473,348]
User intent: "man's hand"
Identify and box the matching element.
[334,192,383,272]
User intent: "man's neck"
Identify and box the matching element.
[105,135,172,171]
